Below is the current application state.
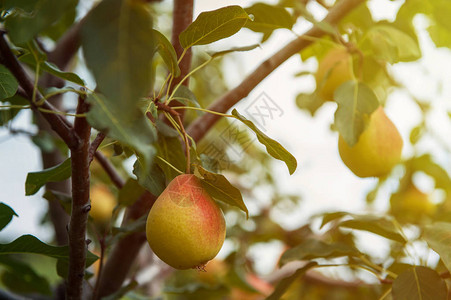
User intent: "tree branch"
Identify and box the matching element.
[0,32,80,149]
[97,192,156,297]
[48,15,85,71]
[89,132,106,164]
[186,0,365,142]
[66,95,91,299]
[169,0,193,92]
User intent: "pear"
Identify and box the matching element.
[390,184,435,224]
[146,174,226,269]
[338,107,403,178]
[315,47,353,101]
[90,184,116,223]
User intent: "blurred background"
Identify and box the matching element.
[1,0,451,297]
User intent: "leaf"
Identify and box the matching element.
[0,256,51,295]
[423,222,451,273]
[427,1,451,48]
[18,47,85,86]
[82,0,156,120]
[319,211,349,229]
[0,203,18,231]
[86,93,157,176]
[0,65,19,100]
[179,6,251,48]
[118,178,146,207]
[410,154,451,190]
[0,94,28,126]
[156,135,186,181]
[133,159,166,197]
[209,44,260,58]
[266,262,317,300]
[25,158,71,196]
[196,165,248,217]
[172,85,200,108]
[334,81,379,146]
[361,25,421,63]
[232,109,297,174]
[244,2,293,39]
[153,29,181,77]
[296,92,325,116]
[280,239,361,266]
[5,0,75,44]
[0,235,98,267]
[392,266,447,300]
[339,216,406,244]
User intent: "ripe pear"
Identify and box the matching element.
[90,184,116,223]
[338,107,403,178]
[146,174,226,270]
[390,184,435,223]
[315,47,353,101]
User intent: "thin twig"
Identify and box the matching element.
[175,114,190,173]
[93,152,125,189]
[89,132,106,164]
[0,31,80,149]
[186,0,365,142]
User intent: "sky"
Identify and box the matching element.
[1,0,451,276]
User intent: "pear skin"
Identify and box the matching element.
[90,184,116,223]
[146,174,226,269]
[316,47,353,101]
[338,107,403,178]
[390,184,435,223]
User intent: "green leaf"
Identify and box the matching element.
[361,25,421,63]
[82,0,156,120]
[118,178,146,207]
[427,1,451,48]
[410,154,451,190]
[334,81,379,146]
[0,65,19,100]
[153,29,181,77]
[156,135,186,181]
[133,159,166,197]
[0,94,28,126]
[25,158,71,196]
[339,216,406,243]
[209,44,260,58]
[392,266,447,300]
[179,5,250,48]
[86,93,157,176]
[172,85,200,108]
[266,262,317,300]
[0,203,18,231]
[423,222,451,273]
[0,256,51,295]
[43,190,72,215]
[280,239,361,266]
[0,235,98,267]
[296,92,325,116]
[5,0,75,44]
[19,48,85,86]
[244,2,293,39]
[232,109,297,174]
[196,165,248,217]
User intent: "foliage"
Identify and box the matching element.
[1,0,451,299]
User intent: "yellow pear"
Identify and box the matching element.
[90,184,116,223]
[315,47,353,101]
[338,107,403,178]
[146,174,226,270]
[390,184,435,223]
